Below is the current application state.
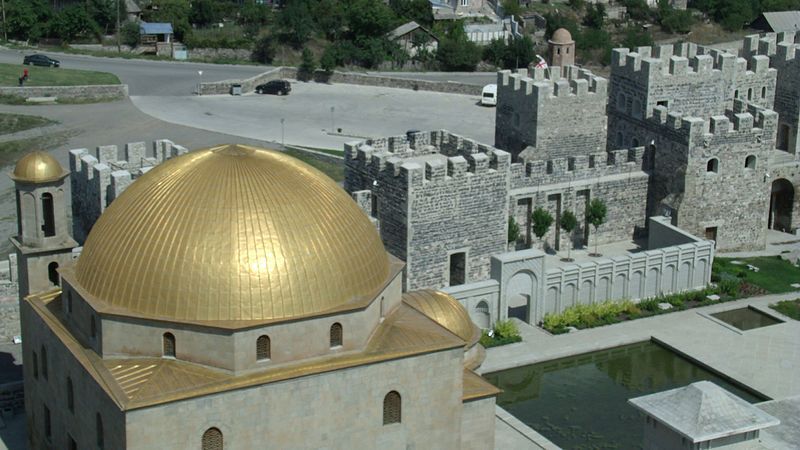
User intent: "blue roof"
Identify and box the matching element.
[140,22,173,35]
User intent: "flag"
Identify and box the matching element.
[535,55,548,69]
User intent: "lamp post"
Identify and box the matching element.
[330,106,335,133]
[281,118,285,147]
[116,0,121,53]
[197,70,203,95]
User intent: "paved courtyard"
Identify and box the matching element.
[131,81,496,149]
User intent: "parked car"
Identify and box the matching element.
[255,80,291,95]
[481,84,497,106]
[23,54,60,67]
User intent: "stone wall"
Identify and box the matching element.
[444,217,713,326]
[0,84,128,101]
[198,67,483,96]
[69,140,188,243]
[0,299,20,343]
[494,66,608,159]
[188,47,253,61]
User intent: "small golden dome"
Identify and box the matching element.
[550,28,574,45]
[403,290,479,344]
[11,151,67,183]
[75,144,390,322]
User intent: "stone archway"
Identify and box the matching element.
[769,179,794,232]
[507,271,536,323]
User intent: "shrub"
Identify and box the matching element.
[493,319,520,340]
[479,320,522,347]
[121,21,140,48]
[251,34,276,63]
[508,216,520,243]
[719,279,741,297]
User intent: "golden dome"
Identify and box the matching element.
[550,28,574,45]
[74,144,390,322]
[403,290,480,344]
[11,151,67,183]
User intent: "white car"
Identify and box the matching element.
[481,84,497,106]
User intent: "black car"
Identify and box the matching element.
[255,80,291,95]
[23,54,60,67]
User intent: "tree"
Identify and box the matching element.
[50,5,99,43]
[585,198,607,256]
[389,0,433,27]
[299,48,317,79]
[320,46,337,73]
[190,0,219,27]
[278,0,314,48]
[5,0,51,41]
[251,34,276,64]
[144,0,191,41]
[87,0,123,35]
[532,207,554,244]
[500,0,522,20]
[560,210,578,261]
[584,3,606,29]
[435,21,480,71]
[620,25,653,49]
[121,21,140,47]
[508,216,520,244]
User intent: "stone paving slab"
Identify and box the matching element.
[480,293,800,401]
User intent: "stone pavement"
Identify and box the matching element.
[479,293,800,401]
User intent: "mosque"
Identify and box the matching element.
[10,145,498,449]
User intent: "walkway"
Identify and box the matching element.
[480,293,800,400]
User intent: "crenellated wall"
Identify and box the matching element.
[494,66,608,160]
[69,140,188,243]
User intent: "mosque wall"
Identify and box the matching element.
[460,397,497,450]
[22,300,127,450]
[124,348,465,450]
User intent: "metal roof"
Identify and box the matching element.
[759,11,800,32]
[139,22,173,35]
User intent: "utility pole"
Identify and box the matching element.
[1,0,7,43]
[116,0,121,53]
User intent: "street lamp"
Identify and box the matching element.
[197,70,203,95]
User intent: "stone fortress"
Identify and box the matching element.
[343,32,800,329]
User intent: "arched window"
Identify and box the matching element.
[202,427,223,450]
[67,291,72,313]
[96,413,104,449]
[90,315,97,339]
[631,138,640,148]
[706,158,719,173]
[330,323,343,348]
[256,335,271,361]
[41,346,48,380]
[44,404,51,440]
[67,377,74,413]
[748,88,753,100]
[48,262,59,286]
[734,89,739,99]
[745,155,756,169]
[163,332,176,357]
[383,391,401,425]
[557,48,561,55]
[761,86,766,98]
[41,193,55,237]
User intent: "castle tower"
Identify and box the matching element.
[9,151,77,299]
[549,28,575,67]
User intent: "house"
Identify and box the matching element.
[387,21,439,57]
[139,22,174,56]
[751,11,800,32]
[125,0,142,22]
[464,18,521,45]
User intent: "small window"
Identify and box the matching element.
[383,391,402,425]
[330,323,343,348]
[96,413,104,449]
[202,427,223,450]
[734,89,739,98]
[745,155,756,169]
[762,86,766,99]
[67,377,74,413]
[546,160,553,174]
[567,157,575,171]
[44,404,51,440]
[41,346,48,380]
[706,158,719,173]
[617,94,625,110]
[513,112,520,127]
[657,100,668,108]
[616,132,624,148]
[631,138,640,148]
[256,335,271,361]
[67,291,72,313]
[588,155,596,168]
[48,262,59,286]
[163,332,176,357]
[748,88,753,100]
[566,47,570,54]
[91,315,97,339]
[32,351,39,379]
[557,48,561,55]
[449,252,466,286]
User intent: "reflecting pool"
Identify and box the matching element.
[711,307,782,331]
[484,341,764,449]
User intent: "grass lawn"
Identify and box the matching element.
[713,256,800,294]
[284,148,343,182]
[0,132,73,168]
[770,299,800,320]
[0,62,120,87]
[0,113,55,135]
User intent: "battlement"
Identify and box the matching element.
[497,65,607,99]
[743,32,799,60]
[611,43,772,80]
[509,146,647,189]
[346,129,501,159]
[649,102,778,139]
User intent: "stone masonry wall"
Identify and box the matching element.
[0,84,128,100]
[494,66,608,160]
[69,140,188,243]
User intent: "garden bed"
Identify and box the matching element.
[770,299,800,320]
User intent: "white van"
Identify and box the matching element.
[481,84,497,106]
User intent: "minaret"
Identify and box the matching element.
[548,28,575,67]
[10,151,78,299]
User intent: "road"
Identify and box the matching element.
[0,48,497,96]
